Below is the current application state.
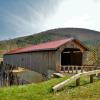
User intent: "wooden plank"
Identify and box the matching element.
[81,70,100,76]
[53,73,82,92]
[53,73,65,78]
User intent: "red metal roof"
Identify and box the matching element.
[6,38,74,54]
[6,38,88,54]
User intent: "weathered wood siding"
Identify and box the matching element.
[4,51,56,75]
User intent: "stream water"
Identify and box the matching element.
[0,69,44,87]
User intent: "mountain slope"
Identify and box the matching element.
[0,28,100,56]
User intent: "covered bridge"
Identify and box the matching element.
[3,38,88,76]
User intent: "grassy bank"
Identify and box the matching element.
[0,76,100,100]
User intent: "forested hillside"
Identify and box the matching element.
[0,28,100,64]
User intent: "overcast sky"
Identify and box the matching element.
[0,0,100,40]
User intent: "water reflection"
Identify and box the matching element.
[0,67,44,87]
[16,67,44,84]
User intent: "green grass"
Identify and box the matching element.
[54,77,100,100]
[0,76,100,100]
[0,77,68,100]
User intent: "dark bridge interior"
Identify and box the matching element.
[61,48,82,66]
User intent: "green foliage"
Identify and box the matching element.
[25,34,53,44]
[82,40,100,65]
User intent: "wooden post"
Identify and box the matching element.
[76,78,80,86]
[76,66,78,74]
[63,66,65,73]
[68,66,69,73]
[90,74,95,83]
[72,66,74,74]
[81,66,83,73]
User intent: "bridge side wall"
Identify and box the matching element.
[4,51,56,75]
